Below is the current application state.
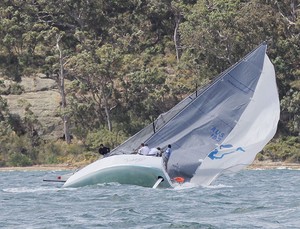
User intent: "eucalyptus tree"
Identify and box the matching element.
[170,0,197,63]
[0,96,11,162]
[56,33,71,143]
[30,0,110,141]
[175,0,242,98]
[0,0,77,142]
[241,0,300,136]
[67,43,122,132]
[266,0,300,136]
[112,0,199,135]
[0,0,43,80]
[0,96,18,163]
[0,96,10,131]
[179,0,295,72]
[116,52,171,133]
[87,0,179,133]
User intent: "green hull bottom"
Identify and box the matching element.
[68,165,172,188]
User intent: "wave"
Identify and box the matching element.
[2,186,66,193]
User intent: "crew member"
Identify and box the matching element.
[138,143,150,155]
[163,144,172,169]
[148,147,162,156]
[99,144,110,156]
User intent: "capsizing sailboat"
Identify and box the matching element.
[63,43,280,188]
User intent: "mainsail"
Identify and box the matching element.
[109,43,280,186]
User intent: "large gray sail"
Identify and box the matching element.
[146,44,267,179]
[110,44,268,180]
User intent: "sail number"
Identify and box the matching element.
[210,127,225,142]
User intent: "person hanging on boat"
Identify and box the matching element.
[163,144,172,169]
[138,143,150,155]
[147,147,162,157]
[99,144,110,156]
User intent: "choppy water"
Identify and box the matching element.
[1,168,300,229]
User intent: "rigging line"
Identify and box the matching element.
[227,72,255,93]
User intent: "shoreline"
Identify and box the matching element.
[0,164,78,171]
[0,161,300,172]
[247,161,300,170]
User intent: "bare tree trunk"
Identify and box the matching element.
[56,35,71,144]
[100,84,112,131]
[276,0,297,25]
[104,102,112,131]
[174,13,181,63]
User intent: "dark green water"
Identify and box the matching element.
[1,169,299,228]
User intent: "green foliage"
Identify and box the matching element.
[262,137,300,163]
[85,128,128,152]
[0,83,24,95]
[8,152,33,167]
[0,96,9,121]
[38,140,86,164]
[280,90,300,135]
[0,129,38,166]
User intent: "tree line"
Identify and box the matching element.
[0,0,299,165]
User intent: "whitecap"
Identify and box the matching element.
[203,183,233,189]
[276,166,288,170]
[173,182,199,190]
[3,187,63,193]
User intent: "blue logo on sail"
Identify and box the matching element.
[208,144,245,160]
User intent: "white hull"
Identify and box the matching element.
[63,155,173,188]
